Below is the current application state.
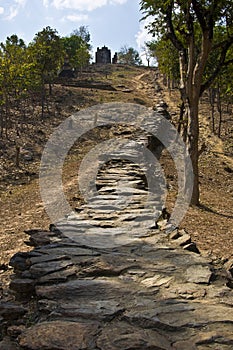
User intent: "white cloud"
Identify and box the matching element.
[43,0,49,7]
[5,0,26,20]
[110,0,127,4]
[135,18,153,51]
[65,13,88,22]
[44,0,127,11]
[0,7,4,15]
[135,17,156,65]
[15,0,26,5]
[5,7,18,20]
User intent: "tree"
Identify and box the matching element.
[0,33,50,141]
[118,46,142,65]
[148,38,180,86]
[28,26,64,115]
[62,26,91,71]
[141,44,156,67]
[0,35,33,137]
[72,26,91,47]
[75,44,91,72]
[140,0,233,205]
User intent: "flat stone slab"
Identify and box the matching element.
[0,338,19,350]
[186,265,213,284]
[0,302,27,321]
[35,278,134,301]
[41,299,123,321]
[97,321,175,350]
[19,321,100,350]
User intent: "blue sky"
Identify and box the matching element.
[0,0,153,63]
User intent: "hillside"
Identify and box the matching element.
[0,63,232,294]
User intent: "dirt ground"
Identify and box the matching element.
[0,64,232,296]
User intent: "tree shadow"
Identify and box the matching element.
[198,203,233,219]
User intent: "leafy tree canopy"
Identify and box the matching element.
[62,26,91,69]
[29,26,64,79]
[118,46,142,66]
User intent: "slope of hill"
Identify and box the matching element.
[0,63,232,297]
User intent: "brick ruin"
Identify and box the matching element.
[95,46,118,64]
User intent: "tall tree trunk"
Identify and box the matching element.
[41,75,45,118]
[178,102,185,135]
[217,83,222,138]
[4,94,10,139]
[209,88,215,134]
[186,31,212,206]
[0,107,3,137]
[187,96,200,206]
[15,145,20,168]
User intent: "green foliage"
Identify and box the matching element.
[72,26,91,48]
[0,35,36,103]
[148,39,179,80]
[76,44,91,71]
[0,34,40,136]
[29,26,64,83]
[62,26,91,70]
[118,46,142,66]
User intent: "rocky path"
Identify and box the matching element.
[1,105,233,349]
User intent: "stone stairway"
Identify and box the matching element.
[1,112,233,349]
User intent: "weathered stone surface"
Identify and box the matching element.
[141,275,173,288]
[10,252,31,271]
[172,340,197,350]
[183,242,200,254]
[0,302,27,321]
[174,233,191,247]
[37,266,77,284]
[25,230,62,247]
[28,254,70,265]
[225,258,233,277]
[47,300,123,321]
[79,255,138,277]
[186,265,213,284]
[174,324,233,349]
[97,321,175,350]
[125,300,233,330]
[35,246,100,257]
[0,338,19,350]
[169,230,180,240]
[7,325,26,338]
[19,321,100,350]
[10,279,35,294]
[175,283,207,300]
[35,278,133,300]
[29,259,73,278]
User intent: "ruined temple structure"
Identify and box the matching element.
[95,46,118,64]
[95,46,111,64]
[58,57,75,78]
[112,52,118,64]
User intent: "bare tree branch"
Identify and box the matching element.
[192,0,207,32]
[165,2,185,52]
